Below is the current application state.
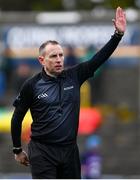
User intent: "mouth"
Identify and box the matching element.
[55,65,62,70]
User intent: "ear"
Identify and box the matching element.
[38,56,46,66]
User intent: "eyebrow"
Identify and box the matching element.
[49,53,64,58]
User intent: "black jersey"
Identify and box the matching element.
[11,33,122,147]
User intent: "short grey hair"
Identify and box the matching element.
[39,40,60,56]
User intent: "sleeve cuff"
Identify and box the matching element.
[114,30,124,38]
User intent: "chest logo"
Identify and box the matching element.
[38,93,48,99]
[64,85,74,91]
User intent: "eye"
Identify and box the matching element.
[49,54,57,58]
[59,53,64,57]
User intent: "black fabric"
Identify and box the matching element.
[28,140,81,179]
[75,33,122,85]
[11,33,122,147]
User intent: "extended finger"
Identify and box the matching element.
[123,11,126,19]
[116,7,123,18]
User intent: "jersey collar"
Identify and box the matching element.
[41,68,66,81]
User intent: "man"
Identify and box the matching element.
[11,7,126,179]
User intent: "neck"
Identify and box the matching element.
[44,67,57,78]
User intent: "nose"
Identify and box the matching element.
[56,55,63,62]
[56,56,61,62]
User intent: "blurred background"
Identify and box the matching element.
[0,0,140,178]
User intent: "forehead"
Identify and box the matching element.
[45,44,63,55]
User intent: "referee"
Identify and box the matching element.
[11,7,126,179]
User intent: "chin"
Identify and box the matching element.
[56,70,62,75]
[56,68,63,74]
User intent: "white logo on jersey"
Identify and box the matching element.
[64,86,74,91]
[38,93,48,99]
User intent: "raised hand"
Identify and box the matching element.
[112,7,126,33]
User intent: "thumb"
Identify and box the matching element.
[112,19,117,29]
[112,18,115,23]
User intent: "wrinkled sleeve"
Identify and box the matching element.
[11,79,33,147]
[75,33,123,85]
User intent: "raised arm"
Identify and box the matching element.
[75,7,126,85]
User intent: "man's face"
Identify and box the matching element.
[39,43,64,76]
